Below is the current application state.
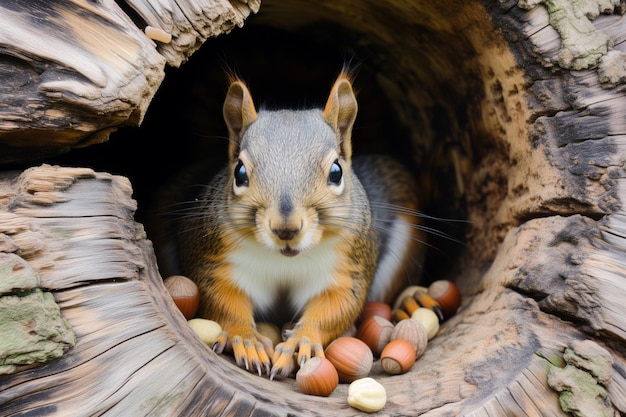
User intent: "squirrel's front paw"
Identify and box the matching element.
[213,324,274,376]
[270,335,324,380]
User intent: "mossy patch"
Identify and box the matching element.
[0,288,76,374]
[547,339,614,417]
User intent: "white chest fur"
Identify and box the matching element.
[227,237,341,314]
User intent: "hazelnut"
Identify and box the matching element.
[391,318,428,358]
[411,308,440,340]
[163,275,199,320]
[325,337,373,383]
[356,315,394,356]
[347,377,387,413]
[359,301,392,322]
[296,357,339,397]
[428,280,461,319]
[380,339,416,375]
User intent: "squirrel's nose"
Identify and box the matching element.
[272,228,300,241]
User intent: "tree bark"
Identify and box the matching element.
[0,0,259,163]
[0,0,625,416]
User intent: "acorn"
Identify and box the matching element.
[325,337,373,383]
[428,280,462,319]
[163,275,199,319]
[391,318,428,359]
[359,301,393,322]
[296,357,339,397]
[380,339,416,375]
[356,315,394,356]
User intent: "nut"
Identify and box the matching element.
[380,339,416,375]
[359,301,392,322]
[356,315,394,356]
[391,318,428,358]
[296,357,339,397]
[163,275,200,320]
[347,377,387,412]
[187,318,222,346]
[325,336,373,383]
[411,308,440,340]
[428,280,461,319]
[256,322,281,347]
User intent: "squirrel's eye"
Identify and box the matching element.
[328,159,342,186]
[234,160,249,187]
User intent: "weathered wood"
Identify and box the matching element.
[0,0,259,163]
[0,0,626,416]
[0,169,623,414]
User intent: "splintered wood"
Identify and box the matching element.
[0,0,260,163]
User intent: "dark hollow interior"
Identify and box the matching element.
[44,1,510,288]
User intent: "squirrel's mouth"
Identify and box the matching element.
[280,246,300,257]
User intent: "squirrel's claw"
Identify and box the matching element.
[270,343,295,380]
[218,329,274,377]
[212,331,229,354]
[271,335,325,380]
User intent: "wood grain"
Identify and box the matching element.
[0,0,626,416]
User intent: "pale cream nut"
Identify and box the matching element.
[411,308,439,340]
[347,377,387,413]
[187,318,222,346]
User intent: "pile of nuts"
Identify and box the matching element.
[163,276,461,413]
[293,281,461,411]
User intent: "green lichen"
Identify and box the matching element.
[547,340,615,417]
[0,253,40,295]
[518,0,620,70]
[0,289,76,375]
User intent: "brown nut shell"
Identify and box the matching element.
[163,275,199,320]
[428,280,461,318]
[325,337,373,383]
[391,318,428,358]
[356,316,394,356]
[296,357,339,396]
[359,301,392,322]
[380,339,416,375]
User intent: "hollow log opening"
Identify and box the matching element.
[52,1,516,285]
[22,0,624,415]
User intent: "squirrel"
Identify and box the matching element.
[156,72,425,379]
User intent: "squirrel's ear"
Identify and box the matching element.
[323,74,358,160]
[223,80,258,159]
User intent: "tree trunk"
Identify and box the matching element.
[1,0,625,416]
